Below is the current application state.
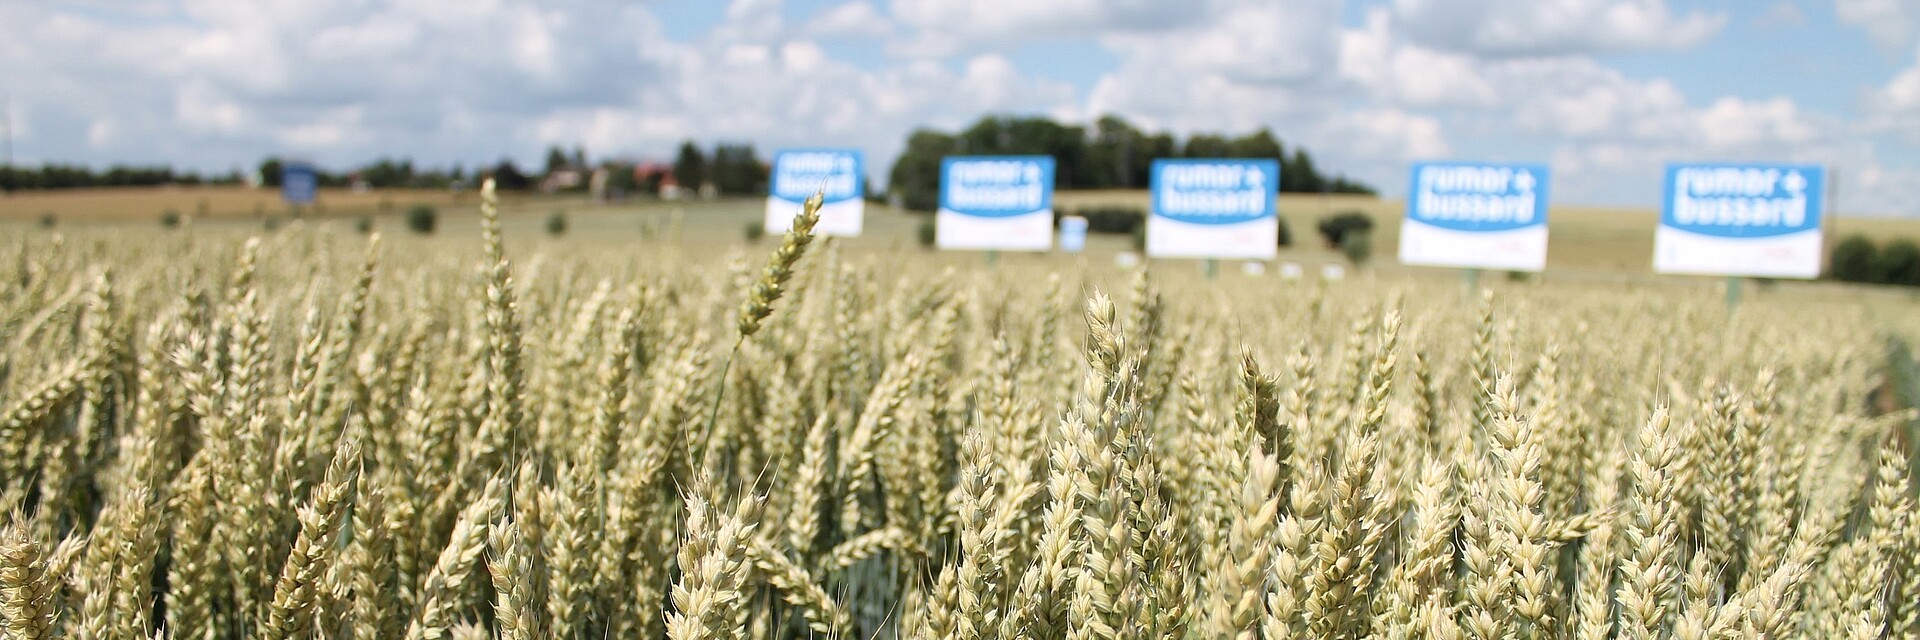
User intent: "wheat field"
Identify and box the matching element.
[1,181,1916,640]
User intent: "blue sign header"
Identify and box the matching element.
[1407,162,1549,232]
[940,156,1055,218]
[282,163,317,205]
[1662,164,1823,238]
[1151,159,1279,225]
[772,149,863,204]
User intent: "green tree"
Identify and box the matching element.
[359,157,415,188]
[674,141,708,191]
[886,114,1377,202]
[1183,134,1232,158]
[887,129,957,212]
[959,116,1085,188]
[259,158,285,187]
[1875,238,1920,285]
[1830,235,1878,282]
[545,145,570,175]
[711,143,767,195]
[1329,175,1377,195]
[603,161,637,196]
[1083,115,1142,188]
[1135,133,1176,187]
[1284,149,1323,193]
[492,160,531,190]
[1229,128,1285,163]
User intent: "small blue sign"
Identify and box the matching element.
[1151,159,1278,225]
[1662,164,1823,238]
[940,156,1054,218]
[282,163,318,205]
[1408,162,1548,232]
[1059,216,1088,252]
[771,149,862,205]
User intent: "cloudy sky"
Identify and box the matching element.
[4,0,1919,215]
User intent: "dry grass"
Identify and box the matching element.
[0,184,1917,640]
[0,185,473,221]
[1055,189,1920,274]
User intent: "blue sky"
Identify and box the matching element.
[3,0,1918,215]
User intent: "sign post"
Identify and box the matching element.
[767,149,864,237]
[1399,162,1551,289]
[1146,159,1280,263]
[937,156,1055,254]
[1654,163,1826,309]
[282,162,318,214]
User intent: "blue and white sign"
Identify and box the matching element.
[766,149,864,237]
[1147,159,1279,259]
[937,156,1055,251]
[281,163,318,205]
[1654,163,1824,278]
[1399,162,1551,271]
[1059,216,1089,253]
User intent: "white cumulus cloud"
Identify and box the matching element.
[3,0,1917,217]
[887,0,1202,54]
[1835,0,1920,53]
[804,2,894,39]
[1865,45,1920,144]
[1392,0,1728,56]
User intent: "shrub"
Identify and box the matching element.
[743,221,765,243]
[1876,239,1920,285]
[1317,211,1374,249]
[38,212,55,228]
[1830,235,1878,283]
[1340,229,1373,266]
[355,216,375,235]
[406,205,438,235]
[917,218,936,249]
[1131,224,1147,252]
[160,210,181,229]
[1075,206,1146,235]
[547,212,568,237]
[1276,215,1293,247]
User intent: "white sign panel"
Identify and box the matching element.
[766,149,864,237]
[1654,163,1825,278]
[1399,162,1551,271]
[1147,159,1279,259]
[936,156,1055,251]
[1059,216,1088,253]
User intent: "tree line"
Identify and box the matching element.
[1,164,248,190]
[1,115,1377,203]
[1830,234,1920,286]
[887,114,1375,211]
